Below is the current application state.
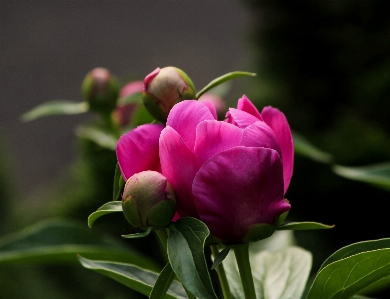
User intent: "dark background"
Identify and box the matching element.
[0,1,251,210]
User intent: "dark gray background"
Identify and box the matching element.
[0,1,251,198]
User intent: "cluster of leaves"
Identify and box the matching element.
[1,216,390,299]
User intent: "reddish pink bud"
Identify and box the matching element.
[142,67,196,122]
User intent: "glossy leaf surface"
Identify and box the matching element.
[79,256,187,299]
[88,201,123,228]
[306,248,390,299]
[168,217,217,299]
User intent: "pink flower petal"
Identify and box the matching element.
[143,67,160,92]
[237,95,263,120]
[225,108,259,128]
[197,99,217,119]
[192,146,290,243]
[159,126,199,218]
[116,124,164,180]
[261,106,294,194]
[240,121,281,157]
[166,100,215,151]
[194,120,243,166]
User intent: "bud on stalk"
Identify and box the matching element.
[82,67,119,114]
[122,171,176,230]
[142,66,196,122]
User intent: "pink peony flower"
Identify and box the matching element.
[116,95,293,243]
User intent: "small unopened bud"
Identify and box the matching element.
[142,66,196,122]
[122,171,176,230]
[112,81,143,127]
[82,67,119,114]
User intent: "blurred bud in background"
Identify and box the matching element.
[81,67,119,115]
[112,81,143,128]
[198,92,227,120]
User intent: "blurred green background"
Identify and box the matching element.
[1,1,390,298]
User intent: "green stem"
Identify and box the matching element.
[102,113,121,139]
[211,245,233,299]
[234,243,256,299]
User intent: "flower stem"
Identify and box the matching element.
[234,243,256,299]
[211,245,233,299]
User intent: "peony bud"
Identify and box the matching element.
[82,67,119,114]
[112,81,143,127]
[142,67,196,122]
[122,171,176,230]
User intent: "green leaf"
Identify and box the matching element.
[88,201,123,228]
[306,248,390,299]
[224,245,312,299]
[75,125,117,150]
[122,227,152,239]
[211,246,231,270]
[78,256,187,299]
[21,100,88,121]
[113,163,125,201]
[195,71,256,99]
[358,275,390,298]
[277,222,334,231]
[131,103,156,127]
[319,238,390,271]
[332,162,390,191]
[293,131,334,164]
[0,218,155,269]
[168,217,217,299]
[150,263,176,299]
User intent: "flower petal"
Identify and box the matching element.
[198,99,217,120]
[193,146,290,243]
[225,108,259,128]
[116,124,164,180]
[240,121,281,157]
[261,106,294,194]
[159,126,199,218]
[237,95,263,120]
[194,120,243,166]
[166,100,215,151]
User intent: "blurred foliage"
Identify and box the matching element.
[2,94,156,298]
[243,1,390,297]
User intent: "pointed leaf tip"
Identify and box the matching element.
[277,221,334,231]
[196,71,256,99]
[88,201,123,228]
